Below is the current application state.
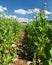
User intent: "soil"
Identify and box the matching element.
[9,31,32,65]
[9,30,40,65]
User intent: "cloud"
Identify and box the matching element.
[0,5,7,12]
[12,15,17,18]
[14,9,33,14]
[44,10,52,14]
[14,9,26,14]
[3,7,7,10]
[17,17,32,22]
[26,9,33,14]
[0,14,32,22]
[4,15,17,19]
[14,8,41,15]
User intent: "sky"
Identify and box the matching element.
[0,0,52,22]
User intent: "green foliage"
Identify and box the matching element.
[0,16,23,65]
[26,10,52,65]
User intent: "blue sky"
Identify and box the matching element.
[0,0,52,21]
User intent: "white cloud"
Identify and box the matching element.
[14,8,41,14]
[1,15,16,19]
[14,9,26,14]
[0,5,7,12]
[14,9,33,14]
[12,15,17,18]
[44,10,52,14]
[1,14,32,22]
[26,9,33,14]
[4,7,7,10]
[8,15,16,18]
[17,17,32,22]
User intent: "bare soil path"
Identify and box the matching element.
[9,30,32,65]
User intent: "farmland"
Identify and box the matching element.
[0,16,24,65]
[26,11,52,65]
[0,9,52,65]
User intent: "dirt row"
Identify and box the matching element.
[9,31,32,65]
